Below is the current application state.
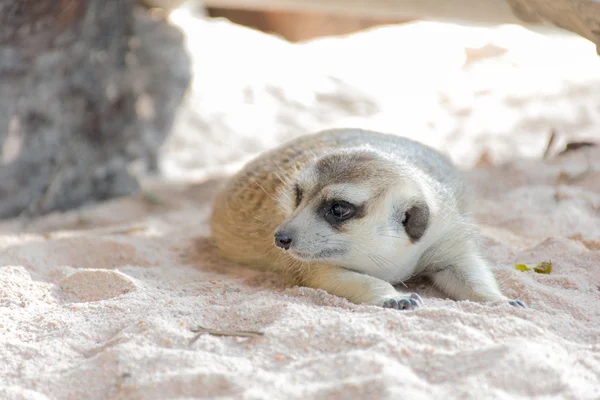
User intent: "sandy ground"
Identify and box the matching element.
[1,8,600,400]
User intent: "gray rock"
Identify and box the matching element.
[0,0,191,219]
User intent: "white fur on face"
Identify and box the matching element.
[339,189,421,283]
[275,174,436,284]
[319,183,373,204]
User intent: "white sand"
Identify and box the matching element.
[1,10,600,400]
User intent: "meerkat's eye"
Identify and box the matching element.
[294,185,303,208]
[325,201,356,224]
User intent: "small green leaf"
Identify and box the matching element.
[515,263,532,272]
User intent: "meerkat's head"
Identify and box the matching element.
[273,147,433,272]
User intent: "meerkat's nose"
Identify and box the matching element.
[274,232,293,250]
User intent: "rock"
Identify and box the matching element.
[0,1,191,219]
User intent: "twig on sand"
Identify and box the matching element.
[543,129,557,159]
[189,326,264,344]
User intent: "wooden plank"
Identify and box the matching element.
[201,0,527,24]
[200,0,600,53]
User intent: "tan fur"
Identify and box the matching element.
[209,128,522,309]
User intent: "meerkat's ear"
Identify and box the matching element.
[396,201,429,242]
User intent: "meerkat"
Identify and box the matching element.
[209,128,525,310]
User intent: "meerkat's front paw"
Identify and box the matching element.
[381,293,423,310]
[509,299,527,308]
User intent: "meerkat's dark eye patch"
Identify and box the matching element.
[294,184,303,208]
[398,202,430,242]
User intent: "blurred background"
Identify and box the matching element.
[1,0,599,220]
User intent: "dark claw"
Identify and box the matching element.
[509,299,527,308]
[382,295,421,310]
